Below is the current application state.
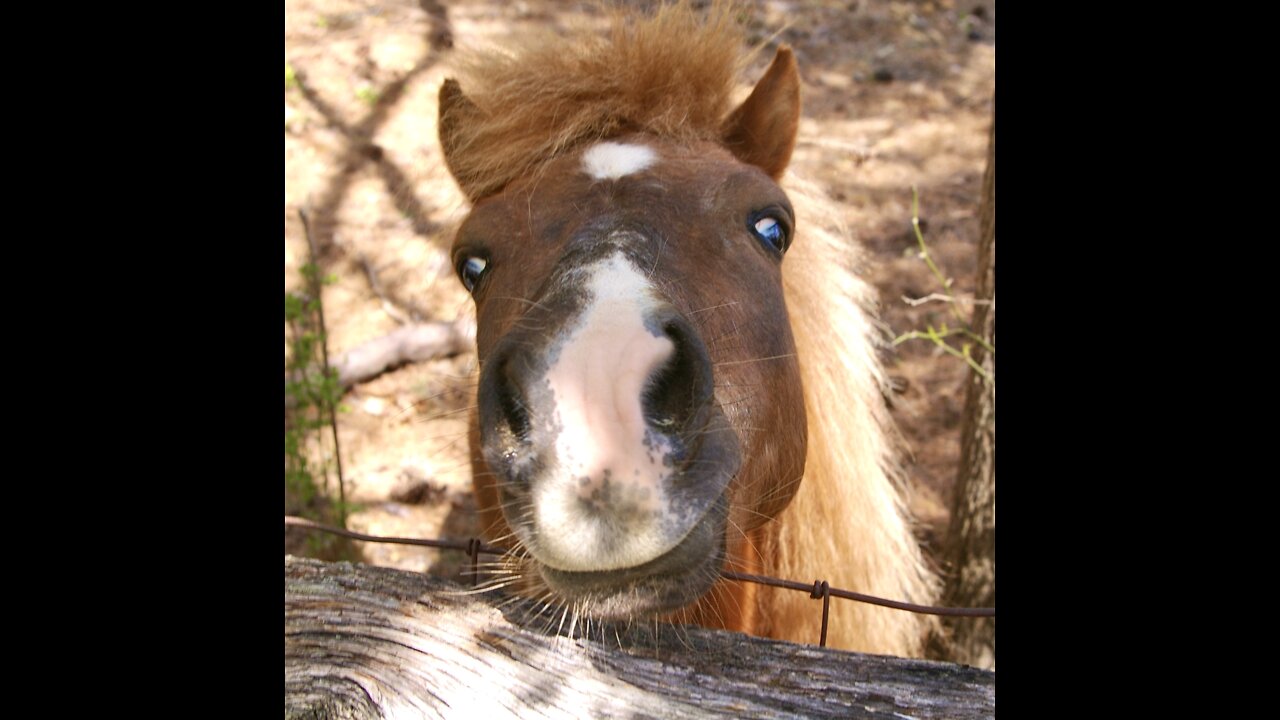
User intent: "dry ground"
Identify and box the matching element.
[284,0,994,581]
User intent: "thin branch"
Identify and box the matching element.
[901,293,993,308]
[911,186,968,326]
[893,326,991,381]
[893,323,993,355]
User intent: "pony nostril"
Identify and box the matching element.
[496,360,532,448]
[642,317,712,436]
[476,339,548,494]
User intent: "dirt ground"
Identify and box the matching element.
[284,0,995,581]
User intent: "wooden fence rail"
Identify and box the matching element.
[285,556,995,719]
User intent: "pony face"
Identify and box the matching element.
[451,135,807,617]
[440,38,810,622]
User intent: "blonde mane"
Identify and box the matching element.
[445,0,939,656]
[772,175,940,655]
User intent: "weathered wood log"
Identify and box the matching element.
[285,556,995,719]
[284,318,475,414]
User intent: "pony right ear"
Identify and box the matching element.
[720,46,801,180]
[438,78,483,201]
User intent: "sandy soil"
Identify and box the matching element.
[284,0,994,578]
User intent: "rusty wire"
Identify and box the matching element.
[285,515,994,647]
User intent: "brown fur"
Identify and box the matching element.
[441,0,939,656]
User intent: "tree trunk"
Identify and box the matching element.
[285,556,995,719]
[934,109,996,669]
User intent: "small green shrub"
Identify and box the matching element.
[892,187,993,383]
[285,258,358,560]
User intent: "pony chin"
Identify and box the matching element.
[532,494,731,619]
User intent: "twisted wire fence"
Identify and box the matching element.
[284,515,993,648]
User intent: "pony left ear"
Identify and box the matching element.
[721,45,801,180]
[438,78,484,202]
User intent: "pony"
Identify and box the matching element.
[436,1,938,657]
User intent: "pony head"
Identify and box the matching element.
[439,5,810,620]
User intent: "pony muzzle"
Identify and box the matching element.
[476,254,740,605]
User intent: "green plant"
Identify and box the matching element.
[285,282,336,492]
[285,217,359,559]
[892,187,993,382]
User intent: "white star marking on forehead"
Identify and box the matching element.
[581,141,657,180]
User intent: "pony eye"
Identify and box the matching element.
[458,256,489,293]
[749,213,790,254]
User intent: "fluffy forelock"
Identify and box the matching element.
[441,1,752,200]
